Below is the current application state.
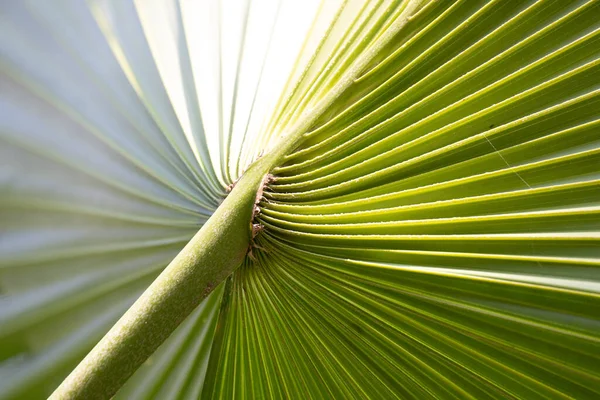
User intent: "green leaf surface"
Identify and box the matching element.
[1,0,599,399]
[209,0,600,398]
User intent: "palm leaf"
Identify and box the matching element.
[1,0,599,399]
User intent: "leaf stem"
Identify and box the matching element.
[49,156,271,400]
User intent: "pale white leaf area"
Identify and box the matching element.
[0,1,320,398]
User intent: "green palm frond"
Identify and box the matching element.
[1,0,599,399]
